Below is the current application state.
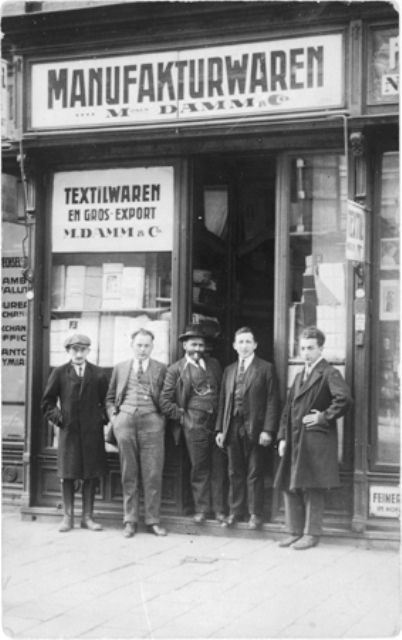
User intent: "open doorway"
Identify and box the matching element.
[192,154,276,366]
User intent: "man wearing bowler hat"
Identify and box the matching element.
[41,333,108,533]
[160,324,226,524]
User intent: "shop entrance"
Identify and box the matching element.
[192,155,276,367]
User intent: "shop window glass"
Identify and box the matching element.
[288,154,347,459]
[375,151,399,466]
[2,221,28,440]
[47,167,173,448]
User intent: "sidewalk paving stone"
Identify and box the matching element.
[2,510,400,639]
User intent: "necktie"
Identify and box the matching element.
[78,365,83,378]
[237,359,245,381]
[137,360,144,379]
[303,366,310,383]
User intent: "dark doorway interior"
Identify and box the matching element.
[192,155,276,366]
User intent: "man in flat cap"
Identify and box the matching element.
[41,333,108,533]
[160,324,226,524]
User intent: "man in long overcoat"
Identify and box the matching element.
[215,326,279,529]
[41,333,108,532]
[274,326,353,550]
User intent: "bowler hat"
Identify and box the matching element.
[178,323,206,342]
[64,333,91,349]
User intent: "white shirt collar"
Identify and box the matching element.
[238,353,255,371]
[134,359,149,372]
[73,362,86,376]
[185,355,206,370]
[306,355,324,372]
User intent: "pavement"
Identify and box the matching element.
[2,508,400,639]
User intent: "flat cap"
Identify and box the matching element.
[64,333,91,349]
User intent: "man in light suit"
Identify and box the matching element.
[160,324,226,524]
[274,326,353,550]
[215,327,279,529]
[106,328,167,538]
[41,333,108,533]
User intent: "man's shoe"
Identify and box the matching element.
[147,524,167,537]
[293,535,319,550]
[59,516,73,532]
[221,514,238,528]
[193,513,206,524]
[81,518,103,531]
[123,522,136,538]
[278,534,302,548]
[215,513,226,524]
[248,514,263,530]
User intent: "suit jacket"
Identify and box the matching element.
[215,355,279,446]
[41,361,108,479]
[105,358,167,420]
[274,359,353,491]
[159,356,222,444]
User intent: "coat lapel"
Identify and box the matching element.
[294,359,327,399]
[227,362,237,395]
[243,357,258,393]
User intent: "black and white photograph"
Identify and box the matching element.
[1,1,400,639]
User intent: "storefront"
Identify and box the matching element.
[2,1,399,538]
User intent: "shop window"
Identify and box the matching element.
[288,154,348,460]
[2,221,28,441]
[373,151,399,467]
[46,167,173,448]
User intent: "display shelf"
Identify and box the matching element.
[51,307,170,315]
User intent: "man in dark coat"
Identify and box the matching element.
[106,328,167,538]
[215,327,279,530]
[274,326,353,550]
[160,324,226,524]
[41,333,108,533]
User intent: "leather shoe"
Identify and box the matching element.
[293,535,319,550]
[123,522,136,538]
[221,514,238,528]
[215,513,226,524]
[193,513,206,524]
[248,514,263,530]
[59,516,73,533]
[278,534,302,548]
[81,518,103,531]
[147,524,167,537]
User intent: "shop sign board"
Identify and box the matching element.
[29,33,344,130]
[369,485,400,518]
[367,26,399,105]
[52,167,174,253]
[346,200,366,261]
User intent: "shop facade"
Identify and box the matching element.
[2,1,399,538]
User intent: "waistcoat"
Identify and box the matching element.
[120,366,157,416]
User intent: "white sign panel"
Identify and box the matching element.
[369,485,400,519]
[30,34,343,130]
[346,200,366,261]
[52,167,174,253]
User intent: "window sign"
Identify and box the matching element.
[369,485,400,518]
[30,33,344,130]
[2,223,27,440]
[367,26,399,104]
[346,200,366,261]
[52,167,174,253]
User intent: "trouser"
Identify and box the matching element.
[183,409,227,515]
[283,488,326,536]
[227,415,264,517]
[113,410,165,525]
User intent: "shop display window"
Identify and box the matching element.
[2,221,28,440]
[287,154,347,458]
[374,151,399,466]
[47,167,174,447]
